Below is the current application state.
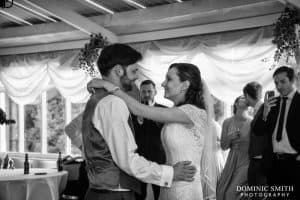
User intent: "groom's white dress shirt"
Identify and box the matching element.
[92,95,174,189]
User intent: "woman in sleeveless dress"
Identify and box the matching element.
[88,63,218,200]
[217,96,251,200]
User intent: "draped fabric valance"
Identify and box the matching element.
[132,27,280,105]
[0,50,90,105]
[0,26,297,106]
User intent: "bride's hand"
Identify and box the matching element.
[87,78,116,94]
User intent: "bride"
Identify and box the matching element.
[88,63,218,200]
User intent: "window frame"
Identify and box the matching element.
[0,91,73,156]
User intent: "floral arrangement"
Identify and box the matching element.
[78,33,110,77]
[272,7,300,63]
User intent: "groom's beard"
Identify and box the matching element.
[120,75,133,92]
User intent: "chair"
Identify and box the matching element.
[60,162,81,200]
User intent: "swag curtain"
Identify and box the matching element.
[0,26,293,106]
[0,51,90,105]
[133,27,277,105]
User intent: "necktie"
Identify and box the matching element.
[276,97,288,141]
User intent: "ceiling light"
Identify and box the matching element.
[12,0,57,22]
[22,0,58,22]
[0,10,33,25]
[123,0,146,9]
[85,0,114,14]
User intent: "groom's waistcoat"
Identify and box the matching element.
[82,89,141,193]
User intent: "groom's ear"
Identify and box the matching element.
[113,65,124,76]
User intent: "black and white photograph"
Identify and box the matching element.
[0,0,299,200]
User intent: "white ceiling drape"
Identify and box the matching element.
[0,26,291,106]
[132,27,277,105]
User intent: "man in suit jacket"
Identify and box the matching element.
[132,79,166,200]
[253,66,300,199]
[243,82,267,197]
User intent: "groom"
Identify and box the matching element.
[82,43,196,200]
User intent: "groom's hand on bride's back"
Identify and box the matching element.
[173,161,196,182]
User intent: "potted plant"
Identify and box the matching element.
[78,33,110,77]
[272,6,300,63]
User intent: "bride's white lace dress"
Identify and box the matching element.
[159,104,207,200]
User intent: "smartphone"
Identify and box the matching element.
[266,90,275,99]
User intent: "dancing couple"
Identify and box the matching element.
[82,43,219,200]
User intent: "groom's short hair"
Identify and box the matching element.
[97,43,142,76]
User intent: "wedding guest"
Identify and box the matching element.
[243,81,267,198]
[65,113,88,200]
[65,113,84,151]
[253,66,300,199]
[217,96,251,200]
[132,80,166,200]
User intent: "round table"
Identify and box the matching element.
[0,168,68,200]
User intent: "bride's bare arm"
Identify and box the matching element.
[114,88,192,124]
[87,78,193,124]
[220,119,231,150]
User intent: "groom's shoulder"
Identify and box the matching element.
[98,95,128,110]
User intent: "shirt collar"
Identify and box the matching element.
[281,89,296,100]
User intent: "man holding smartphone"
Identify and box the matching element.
[253,66,300,199]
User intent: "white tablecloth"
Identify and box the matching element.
[0,168,68,200]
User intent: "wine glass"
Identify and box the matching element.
[229,125,240,136]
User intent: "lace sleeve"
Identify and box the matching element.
[178,104,207,131]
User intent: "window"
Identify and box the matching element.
[5,96,19,152]
[0,88,85,156]
[24,96,42,153]
[47,88,66,154]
